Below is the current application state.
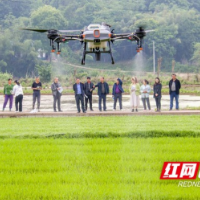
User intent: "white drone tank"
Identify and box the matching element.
[86,24,108,50]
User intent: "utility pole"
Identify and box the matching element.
[157,57,162,77]
[153,41,156,74]
[172,60,175,73]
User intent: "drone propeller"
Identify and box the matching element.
[21,28,81,33]
[145,30,155,33]
[21,28,49,33]
[102,22,112,27]
[136,25,155,33]
[58,30,81,33]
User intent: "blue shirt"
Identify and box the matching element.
[77,84,81,94]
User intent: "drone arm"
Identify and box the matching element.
[112,33,140,42]
[112,32,145,53]
[61,35,83,42]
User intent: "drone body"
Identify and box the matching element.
[22,22,152,65]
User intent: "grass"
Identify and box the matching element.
[185,106,200,110]
[0,116,200,138]
[1,138,200,200]
[1,116,200,199]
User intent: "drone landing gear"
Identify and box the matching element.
[136,39,143,53]
[81,42,87,65]
[50,41,61,55]
[108,41,115,64]
[57,42,61,55]
[81,42,115,65]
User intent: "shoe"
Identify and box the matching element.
[30,109,36,113]
[104,110,107,111]
[83,111,86,113]
[99,110,102,112]
[9,109,11,112]
[169,109,172,111]
[136,109,138,112]
[132,109,134,112]
[58,110,63,112]
[90,109,93,111]
[77,111,80,113]
[54,110,57,112]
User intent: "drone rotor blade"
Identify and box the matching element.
[58,30,81,33]
[145,30,155,33]
[21,28,49,33]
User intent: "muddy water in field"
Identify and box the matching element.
[0,95,199,112]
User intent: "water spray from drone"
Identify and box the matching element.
[132,50,147,73]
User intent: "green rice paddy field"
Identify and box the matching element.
[1,116,200,200]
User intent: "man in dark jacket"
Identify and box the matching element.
[32,77,42,112]
[84,77,94,111]
[93,77,109,111]
[112,78,124,110]
[169,74,181,110]
[51,77,62,112]
[73,78,86,113]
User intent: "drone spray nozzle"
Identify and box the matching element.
[136,47,140,53]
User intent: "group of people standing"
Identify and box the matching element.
[72,77,110,113]
[129,74,181,112]
[2,78,42,113]
[1,74,181,113]
[71,76,125,113]
[70,74,181,113]
[2,79,24,112]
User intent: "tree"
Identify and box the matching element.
[36,63,52,83]
[191,43,200,65]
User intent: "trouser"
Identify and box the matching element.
[113,93,122,109]
[53,93,61,111]
[142,97,151,110]
[33,92,41,109]
[3,95,13,110]
[85,94,92,110]
[15,95,23,112]
[155,97,161,111]
[75,94,85,112]
[99,94,106,111]
[170,91,179,109]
